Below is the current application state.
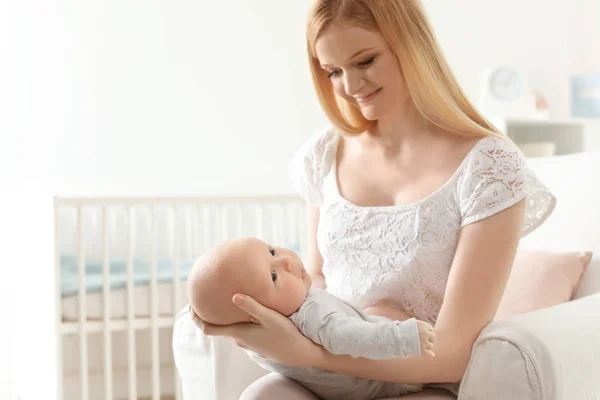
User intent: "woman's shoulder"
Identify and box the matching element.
[465,134,522,161]
[296,126,340,160]
[454,134,526,196]
[288,126,341,205]
[455,134,556,235]
[456,135,525,179]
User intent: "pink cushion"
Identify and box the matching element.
[495,251,592,320]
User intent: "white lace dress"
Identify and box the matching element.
[289,128,556,325]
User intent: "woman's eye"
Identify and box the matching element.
[271,271,277,282]
[358,56,375,67]
[269,248,276,256]
[326,57,374,78]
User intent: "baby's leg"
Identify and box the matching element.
[240,373,320,400]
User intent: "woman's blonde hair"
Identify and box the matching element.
[306,0,502,138]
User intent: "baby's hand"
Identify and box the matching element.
[417,320,435,357]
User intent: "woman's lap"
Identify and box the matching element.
[240,373,320,400]
[239,373,456,400]
[385,387,456,399]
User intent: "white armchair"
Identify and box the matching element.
[458,150,600,399]
[173,151,600,400]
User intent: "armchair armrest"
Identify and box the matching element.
[459,294,600,400]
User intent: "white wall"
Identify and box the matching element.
[6,0,325,197]
[423,0,600,119]
[422,0,600,151]
[4,0,598,197]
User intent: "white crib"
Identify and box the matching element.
[53,195,306,400]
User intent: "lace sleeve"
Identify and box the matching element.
[288,127,339,206]
[457,137,556,236]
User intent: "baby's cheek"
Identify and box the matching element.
[273,283,303,316]
[289,282,308,305]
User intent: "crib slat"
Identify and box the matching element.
[279,203,288,247]
[150,206,161,400]
[77,206,89,400]
[214,205,222,244]
[221,205,229,240]
[256,204,264,240]
[172,206,182,400]
[286,204,296,249]
[235,204,243,237]
[172,205,182,317]
[54,202,64,400]
[271,204,279,245]
[201,206,210,251]
[102,206,113,400]
[126,207,137,400]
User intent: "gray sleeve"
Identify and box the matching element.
[294,302,422,360]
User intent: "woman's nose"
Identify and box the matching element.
[344,71,365,97]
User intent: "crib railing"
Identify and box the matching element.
[54,195,306,400]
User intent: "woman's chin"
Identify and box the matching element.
[358,106,385,121]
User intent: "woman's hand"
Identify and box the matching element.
[190,294,322,368]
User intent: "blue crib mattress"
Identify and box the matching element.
[60,254,195,297]
[60,243,300,296]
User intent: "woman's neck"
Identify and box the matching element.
[365,105,433,150]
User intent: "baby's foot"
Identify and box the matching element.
[417,320,436,357]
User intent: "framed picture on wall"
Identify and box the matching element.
[571,74,600,118]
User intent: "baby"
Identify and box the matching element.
[187,237,435,400]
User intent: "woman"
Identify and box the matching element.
[192,0,555,398]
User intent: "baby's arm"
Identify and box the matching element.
[295,302,433,360]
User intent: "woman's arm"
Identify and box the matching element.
[306,204,326,289]
[311,199,526,384]
[194,200,525,384]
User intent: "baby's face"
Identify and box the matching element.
[238,238,312,316]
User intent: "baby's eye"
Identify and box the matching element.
[269,248,276,256]
[271,271,277,282]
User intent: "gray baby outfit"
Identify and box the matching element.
[248,288,424,400]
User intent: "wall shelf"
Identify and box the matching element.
[490,117,600,157]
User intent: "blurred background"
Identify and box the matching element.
[1,1,599,399]
[3,0,600,196]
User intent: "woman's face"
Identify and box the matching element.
[315,23,409,121]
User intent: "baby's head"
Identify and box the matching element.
[187,237,312,325]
